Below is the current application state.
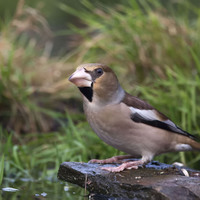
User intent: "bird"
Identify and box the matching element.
[68,63,200,172]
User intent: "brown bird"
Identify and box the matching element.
[69,63,200,172]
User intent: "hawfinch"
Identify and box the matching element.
[69,63,200,172]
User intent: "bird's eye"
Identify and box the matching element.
[95,68,103,76]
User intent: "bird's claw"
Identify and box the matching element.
[89,159,105,164]
[101,164,139,172]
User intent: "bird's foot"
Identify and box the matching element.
[89,155,133,164]
[101,160,144,172]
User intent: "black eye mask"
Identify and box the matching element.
[85,68,104,82]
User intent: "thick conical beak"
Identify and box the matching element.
[68,67,92,87]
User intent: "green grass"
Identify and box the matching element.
[0,155,4,186]
[59,0,200,86]
[0,114,118,180]
[0,33,75,134]
[0,0,200,185]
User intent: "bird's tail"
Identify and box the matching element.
[190,139,200,151]
[177,135,200,151]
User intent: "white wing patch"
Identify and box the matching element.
[129,107,160,121]
[129,107,177,128]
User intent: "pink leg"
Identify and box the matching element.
[89,155,134,164]
[101,157,151,172]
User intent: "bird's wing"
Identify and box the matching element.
[122,92,195,139]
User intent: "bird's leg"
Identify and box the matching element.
[89,155,134,164]
[101,156,150,172]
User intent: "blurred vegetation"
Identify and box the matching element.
[0,0,200,185]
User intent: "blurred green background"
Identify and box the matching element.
[0,0,200,193]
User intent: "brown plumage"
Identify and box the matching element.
[69,63,200,172]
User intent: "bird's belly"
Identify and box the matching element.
[87,113,142,156]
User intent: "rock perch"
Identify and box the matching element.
[58,161,200,200]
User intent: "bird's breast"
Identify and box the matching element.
[83,102,142,156]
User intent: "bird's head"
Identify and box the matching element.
[69,63,125,105]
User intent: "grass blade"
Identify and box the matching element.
[0,154,4,186]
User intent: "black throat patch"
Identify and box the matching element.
[78,84,93,102]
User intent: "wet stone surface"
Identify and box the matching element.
[57,161,200,200]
